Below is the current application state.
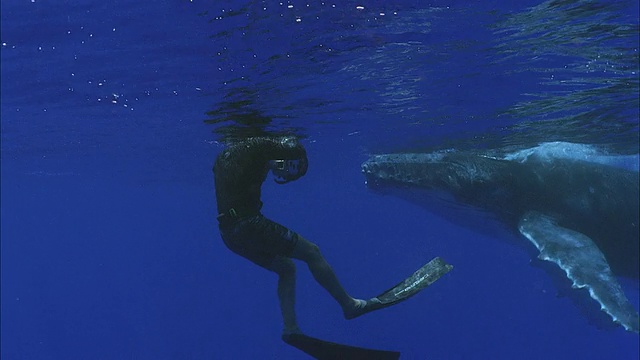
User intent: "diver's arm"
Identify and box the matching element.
[240,136,307,163]
[214,136,307,183]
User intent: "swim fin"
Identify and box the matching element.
[283,333,400,360]
[347,257,453,319]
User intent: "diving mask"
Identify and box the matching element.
[269,159,304,184]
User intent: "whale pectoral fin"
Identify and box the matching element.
[518,211,639,333]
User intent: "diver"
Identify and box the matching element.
[213,136,383,336]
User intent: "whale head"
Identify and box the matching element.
[361,151,502,192]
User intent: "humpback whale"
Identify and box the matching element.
[361,142,639,332]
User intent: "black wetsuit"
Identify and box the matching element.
[214,137,308,268]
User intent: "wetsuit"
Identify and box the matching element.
[213,136,437,334]
[214,136,308,269]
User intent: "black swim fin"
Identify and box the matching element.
[283,333,400,360]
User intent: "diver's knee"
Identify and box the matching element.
[282,258,296,274]
[291,237,324,262]
[271,257,296,276]
[304,242,322,260]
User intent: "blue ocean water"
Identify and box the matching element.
[1,0,638,359]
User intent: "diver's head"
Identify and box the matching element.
[267,135,308,184]
[269,158,307,184]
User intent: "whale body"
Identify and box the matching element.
[361,142,639,332]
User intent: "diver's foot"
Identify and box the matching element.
[343,297,384,320]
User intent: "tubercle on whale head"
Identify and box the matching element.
[361,152,477,191]
[361,154,411,189]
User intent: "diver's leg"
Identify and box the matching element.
[266,257,300,335]
[289,236,366,316]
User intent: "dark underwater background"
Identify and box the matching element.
[1,0,638,359]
